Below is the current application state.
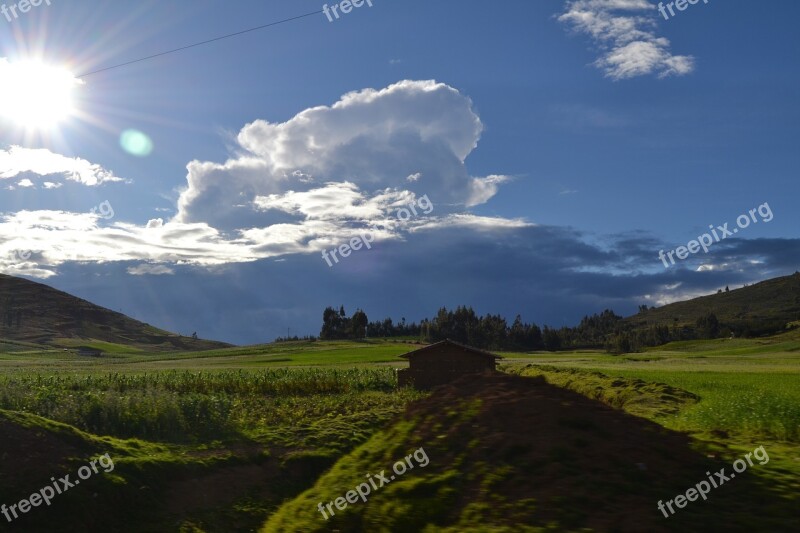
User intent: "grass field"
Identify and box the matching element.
[499,336,800,520]
[0,339,415,370]
[0,335,797,531]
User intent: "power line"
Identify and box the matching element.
[78,10,321,78]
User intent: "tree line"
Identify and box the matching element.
[319,305,625,351]
[319,305,793,353]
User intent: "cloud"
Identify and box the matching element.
[559,0,695,80]
[12,212,797,344]
[127,264,175,276]
[0,146,127,186]
[6,81,525,278]
[176,80,505,231]
[253,182,391,222]
[0,210,262,278]
[467,175,512,207]
[3,77,787,320]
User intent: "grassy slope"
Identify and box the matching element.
[0,274,231,352]
[262,373,797,532]
[624,271,800,330]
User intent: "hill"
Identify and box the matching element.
[0,274,231,352]
[261,373,795,532]
[625,272,800,336]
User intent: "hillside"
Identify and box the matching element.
[626,272,800,333]
[261,373,796,532]
[0,274,231,352]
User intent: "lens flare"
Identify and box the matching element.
[120,129,154,157]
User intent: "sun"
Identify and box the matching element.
[0,59,82,129]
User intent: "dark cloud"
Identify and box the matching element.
[42,226,800,345]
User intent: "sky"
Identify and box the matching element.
[0,0,798,344]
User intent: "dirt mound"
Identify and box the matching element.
[263,373,790,532]
[0,411,336,533]
[0,412,97,498]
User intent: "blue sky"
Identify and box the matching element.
[1,0,798,343]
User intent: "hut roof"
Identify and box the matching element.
[399,339,502,360]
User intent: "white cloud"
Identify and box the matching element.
[648,286,720,306]
[176,80,504,230]
[415,214,534,232]
[17,178,34,188]
[253,182,394,222]
[0,81,526,277]
[127,264,175,276]
[559,0,695,80]
[0,210,263,278]
[0,146,127,186]
[467,175,512,207]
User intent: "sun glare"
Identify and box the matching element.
[0,60,82,129]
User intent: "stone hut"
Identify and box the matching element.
[397,339,501,390]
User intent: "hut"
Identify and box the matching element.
[397,339,501,390]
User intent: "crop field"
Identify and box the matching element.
[0,340,415,370]
[0,343,427,531]
[0,336,798,531]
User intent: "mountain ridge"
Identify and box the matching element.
[0,274,232,352]
[625,272,800,334]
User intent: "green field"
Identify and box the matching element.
[0,335,797,531]
[0,339,415,369]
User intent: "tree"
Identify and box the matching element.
[479,314,507,350]
[526,323,544,350]
[350,309,368,339]
[608,333,633,354]
[320,306,342,339]
[542,326,562,351]
[509,315,527,350]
